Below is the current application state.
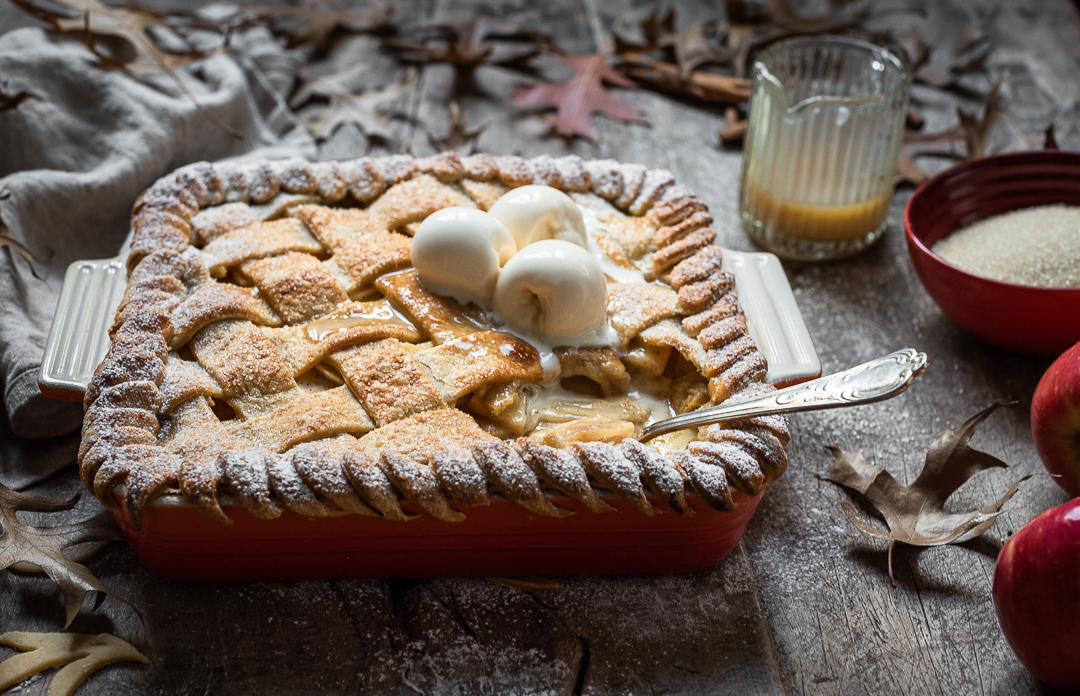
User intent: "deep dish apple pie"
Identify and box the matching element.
[79,152,790,530]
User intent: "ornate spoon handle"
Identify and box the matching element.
[638,348,929,443]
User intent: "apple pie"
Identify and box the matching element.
[79,152,790,530]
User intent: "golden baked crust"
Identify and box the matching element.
[81,153,789,529]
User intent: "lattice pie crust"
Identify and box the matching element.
[79,152,790,530]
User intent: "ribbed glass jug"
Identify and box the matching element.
[739,37,910,261]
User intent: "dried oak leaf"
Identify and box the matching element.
[383,17,548,72]
[304,68,417,140]
[958,78,1004,160]
[513,52,645,142]
[1044,124,1058,150]
[616,9,728,79]
[722,0,863,77]
[896,80,1005,186]
[0,89,34,112]
[896,126,965,187]
[823,401,1029,586]
[0,218,46,280]
[428,102,485,155]
[613,10,748,103]
[0,481,127,628]
[11,0,240,138]
[0,631,146,696]
[718,106,747,145]
[248,0,393,50]
[14,0,214,75]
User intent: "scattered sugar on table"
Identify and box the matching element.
[932,204,1080,288]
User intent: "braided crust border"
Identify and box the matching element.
[80,152,790,530]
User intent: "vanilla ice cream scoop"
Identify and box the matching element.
[493,239,608,344]
[488,185,588,249]
[412,207,517,307]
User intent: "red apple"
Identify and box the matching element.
[993,498,1080,690]
[1031,340,1080,498]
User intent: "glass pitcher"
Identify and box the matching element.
[739,37,911,261]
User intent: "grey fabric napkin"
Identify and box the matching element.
[0,23,316,487]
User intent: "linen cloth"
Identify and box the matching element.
[0,22,316,487]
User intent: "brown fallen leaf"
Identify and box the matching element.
[613,9,748,103]
[616,9,728,80]
[428,101,485,155]
[896,80,1006,186]
[513,52,646,142]
[0,89,34,112]
[248,0,392,50]
[958,78,1004,160]
[289,59,369,109]
[718,106,747,145]
[11,0,240,138]
[17,0,213,75]
[0,481,127,628]
[304,68,417,140]
[724,23,756,79]
[723,0,865,78]
[823,401,1029,586]
[0,631,147,696]
[0,218,45,280]
[489,577,560,591]
[905,105,924,131]
[896,126,965,186]
[383,17,548,71]
[1044,124,1058,150]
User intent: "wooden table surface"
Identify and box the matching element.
[3,0,1079,694]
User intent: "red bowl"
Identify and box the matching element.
[905,150,1080,356]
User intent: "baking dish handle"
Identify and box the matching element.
[723,248,821,387]
[38,256,127,402]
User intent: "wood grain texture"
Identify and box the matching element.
[4,0,1080,693]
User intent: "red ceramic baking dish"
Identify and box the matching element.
[114,490,764,581]
[42,246,816,581]
[905,150,1080,356]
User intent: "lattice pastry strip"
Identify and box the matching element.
[240,252,349,324]
[414,331,545,405]
[291,204,386,251]
[86,152,789,527]
[323,231,412,295]
[357,408,498,463]
[264,300,422,376]
[202,218,323,277]
[191,320,299,419]
[377,270,492,344]
[606,284,679,346]
[170,282,282,349]
[158,355,224,415]
[227,386,374,453]
[366,174,476,230]
[329,339,445,427]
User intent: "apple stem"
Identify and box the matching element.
[888,541,897,588]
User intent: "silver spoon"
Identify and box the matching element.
[637,348,929,443]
